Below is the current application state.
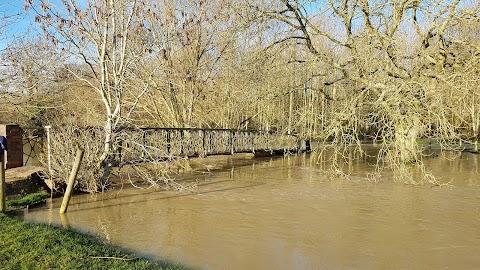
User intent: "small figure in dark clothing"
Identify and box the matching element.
[0,136,6,154]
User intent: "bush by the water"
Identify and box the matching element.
[39,125,106,193]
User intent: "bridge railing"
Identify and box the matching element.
[15,126,302,167]
[117,127,300,163]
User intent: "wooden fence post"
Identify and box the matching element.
[0,135,6,212]
[0,153,5,213]
[59,148,84,214]
[45,126,52,175]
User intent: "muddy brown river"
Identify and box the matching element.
[21,151,480,269]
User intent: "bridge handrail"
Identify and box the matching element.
[22,126,297,136]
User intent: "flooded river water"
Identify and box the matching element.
[21,151,480,269]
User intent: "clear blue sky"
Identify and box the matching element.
[0,0,42,50]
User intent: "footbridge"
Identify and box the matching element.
[116,127,306,163]
[1,125,308,168]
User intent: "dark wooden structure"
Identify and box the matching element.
[0,124,23,169]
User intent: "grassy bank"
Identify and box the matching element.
[6,191,50,207]
[0,213,188,270]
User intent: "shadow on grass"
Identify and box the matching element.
[0,213,196,270]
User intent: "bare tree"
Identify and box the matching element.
[26,0,155,186]
[250,0,480,183]
[132,0,237,128]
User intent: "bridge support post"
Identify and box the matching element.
[305,140,311,152]
[180,130,185,156]
[166,130,171,158]
[229,130,234,155]
[251,131,255,153]
[202,129,207,156]
[268,132,273,153]
[142,131,147,159]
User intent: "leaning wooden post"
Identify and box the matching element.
[0,136,7,213]
[59,148,84,214]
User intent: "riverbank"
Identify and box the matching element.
[0,213,188,269]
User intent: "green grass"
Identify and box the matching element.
[6,191,50,207]
[0,213,190,270]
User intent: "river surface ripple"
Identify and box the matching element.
[21,152,480,270]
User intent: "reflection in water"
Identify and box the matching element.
[59,213,70,229]
[22,152,480,270]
